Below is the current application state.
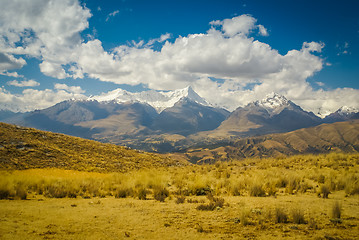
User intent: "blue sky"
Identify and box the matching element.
[0,0,358,115]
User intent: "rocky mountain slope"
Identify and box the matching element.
[197,93,322,138]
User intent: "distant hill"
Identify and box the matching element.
[178,120,359,163]
[0,122,185,172]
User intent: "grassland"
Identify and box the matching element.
[1,153,359,239]
[0,122,185,172]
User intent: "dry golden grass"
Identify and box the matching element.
[0,152,359,239]
[0,122,186,172]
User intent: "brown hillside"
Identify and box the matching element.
[180,120,359,163]
[0,122,185,172]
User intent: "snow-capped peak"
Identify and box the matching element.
[89,86,210,113]
[256,92,290,109]
[336,106,359,115]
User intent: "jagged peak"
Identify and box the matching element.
[87,86,210,113]
[255,92,290,109]
[336,106,359,115]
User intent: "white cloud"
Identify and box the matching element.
[315,81,325,87]
[0,86,86,112]
[0,53,26,72]
[0,3,358,116]
[106,10,120,22]
[54,83,85,94]
[0,0,91,77]
[7,79,40,87]
[258,25,268,36]
[146,33,171,47]
[210,15,257,37]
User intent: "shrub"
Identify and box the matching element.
[193,186,211,196]
[318,174,325,184]
[320,185,330,198]
[196,196,224,211]
[344,178,359,196]
[276,177,288,188]
[153,187,169,202]
[291,208,306,224]
[44,182,67,198]
[15,185,27,200]
[175,196,186,204]
[286,177,300,194]
[249,184,266,197]
[115,188,132,198]
[331,201,341,219]
[239,210,250,226]
[137,188,147,200]
[274,207,288,223]
[0,187,12,199]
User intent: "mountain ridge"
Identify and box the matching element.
[177,120,359,163]
[2,88,359,153]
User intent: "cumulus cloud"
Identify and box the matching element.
[258,25,268,36]
[210,15,257,37]
[7,79,40,87]
[0,53,26,72]
[0,86,86,112]
[0,0,91,78]
[54,83,85,94]
[0,1,358,116]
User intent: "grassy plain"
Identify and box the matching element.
[1,153,359,239]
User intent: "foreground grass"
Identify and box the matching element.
[0,153,359,239]
[1,193,358,239]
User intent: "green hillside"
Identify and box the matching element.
[0,122,185,172]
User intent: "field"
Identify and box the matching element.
[1,153,359,239]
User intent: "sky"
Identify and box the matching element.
[0,0,358,116]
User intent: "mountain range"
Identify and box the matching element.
[1,87,359,153]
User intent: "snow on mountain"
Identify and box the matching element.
[251,92,299,116]
[89,86,210,113]
[336,106,359,115]
[255,92,290,109]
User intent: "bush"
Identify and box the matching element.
[44,182,67,198]
[249,184,266,197]
[274,207,288,223]
[0,187,12,199]
[331,201,341,219]
[15,185,27,200]
[193,186,211,196]
[175,196,186,204]
[239,210,250,226]
[196,196,224,211]
[153,187,169,202]
[320,185,330,198]
[318,174,325,184]
[137,188,147,200]
[115,188,132,198]
[291,208,306,224]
